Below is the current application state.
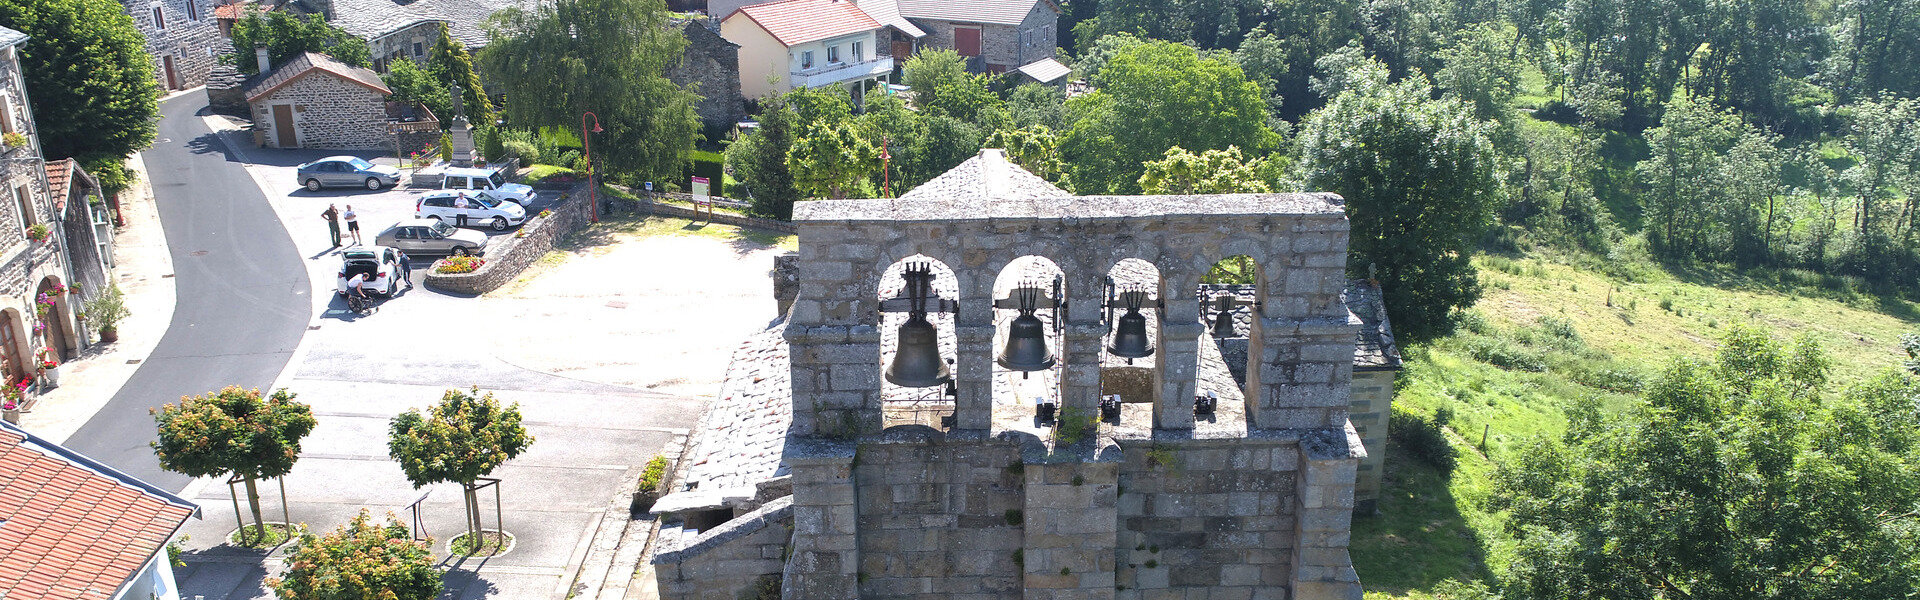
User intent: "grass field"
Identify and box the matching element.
[1352,249,1920,599]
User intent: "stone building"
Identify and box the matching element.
[121,0,227,90]
[0,28,97,388]
[652,150,1371,599]
[245,51,393,149]
[273,0,524,70]
[880,0,1059,73]
[669,20,744,141]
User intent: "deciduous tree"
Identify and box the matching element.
[1063,40,1273,194]
[1138,145,1272,194]
[0,0,158,164]
[152,387,315,544]
[228,9,369,74]
[388,387,533,541]
[786,121,876,199]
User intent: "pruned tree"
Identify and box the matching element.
[267,510,439,600]
[985,125,1067,187]
[152,386,315,544]
[387,387,533,541]
[1138,145,1274,195]
[786,121,877,199]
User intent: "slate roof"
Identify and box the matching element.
[855,0,925,38]
[0,421,197,600]
[890,0,1057,25]
[327,0,525,48]
[0,26,25,49]
[1016,57,1070,83]
[727,0,882,47]
[245,51,390,102]
[897,148,1068,201]
[656,325,793,513]
[1343,279,1402,370]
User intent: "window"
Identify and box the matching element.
[14,185,31,229]
[186,0,198,21]
[801,51,813,69]
[397,227,417,240]
[852,41,863,62]
[151,6,165,30]
[413,42,424,57]
[1,97,15,134]
[827,45,840,64]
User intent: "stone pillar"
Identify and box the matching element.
[786,228,881,437]
[1023,451,1119,599]
[1058,322,1104,413]
[783,445,860,599]
[1253,215,1358,430]
[1291,425,1363,600]
[953,323,994,430]
[448,116,475,167]
[772,253,799,316]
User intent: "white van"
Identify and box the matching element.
[415,190,526,231]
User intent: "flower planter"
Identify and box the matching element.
[39,366,58,387]
[2,406,17,425]
[99,328,118,343]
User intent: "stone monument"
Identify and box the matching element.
[447,83,475,167]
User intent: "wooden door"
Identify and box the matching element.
[0,312,19,385]
[954,27,981,57]
[162,55,178,90]
[892,40,912,60]
[272,104,297,148]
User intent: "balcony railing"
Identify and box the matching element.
[795,56,894,88]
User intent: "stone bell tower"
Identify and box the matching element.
[767,150,1366,599]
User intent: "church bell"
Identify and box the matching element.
[996,287,1056,377]
[1108,289,1155,362]
[1211,293,1238,338]
[885,263,953,388]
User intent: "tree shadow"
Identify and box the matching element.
[1347,443,1496,595]
[1660,260,1920,322]
[435,567,504,600]
[185,133,237,160]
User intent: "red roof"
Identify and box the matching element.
[0,425,196,600]
[213,1,255,19]
[728,0,881,47]
[44,159,69,212]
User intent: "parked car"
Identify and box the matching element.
[374,218,489,256]
[298,156,402,191]
[439,167,537,204]
[415,190,526,231]
[335,245,401,297]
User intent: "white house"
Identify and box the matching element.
[719,0,894,99]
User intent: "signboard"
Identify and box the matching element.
[691,176,712,221]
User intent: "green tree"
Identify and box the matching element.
[984,125,1067,186]
[1138,145,1272,194]
[926,74,1007,126]
[786,120,877,199]
[388,387,534,541]
[901,49,968,111]
[1637,96,1745,260]
[906,115,983,188]
[481,0,698,182]
[1434,22,1522,122]
[228,9,369,74]
[1294,52,1496,342]
[1062,40,1272,194]
[0,0,157,164]
[381,60,451,127]
[267,510,440,600]
[427,27,494,125]
[1006,83,1067,131]
[1841,97,1920,249]
[1497,326,1920,600]
[726,95,800,218]
[152,386,316,544]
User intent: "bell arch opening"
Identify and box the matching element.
[1099,258,1162,414]
[877,254,960,429]
[988,255,1065,429]
[1197,254,1264,424]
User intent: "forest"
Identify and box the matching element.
[718,1,1920,598]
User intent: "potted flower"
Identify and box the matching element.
[2,378,27,424]
[84,283,129,343]
[35,349,58,387]
[25,224,48,242]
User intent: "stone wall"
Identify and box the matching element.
[123,0,223,90]
[369,21,443,71]
[853,437,1026,597]
[653,496,794,600]
[1114,439,1298,598]
[250,72,390,149]
[423,183,590,294]
[624,196,796,233]
[913,4,1059,71]
[1348,370,1392,514]
[670,20,744,140]
[206,64,249,116]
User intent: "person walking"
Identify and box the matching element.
[321,204,341,247]
[396,249,412,289]
[343,204,361,244]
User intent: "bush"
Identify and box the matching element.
[557,150,582,171]
[1388,407,1456,475]
[1461,336,1548,371]
[638,455,668,492]
[433,256,485,274]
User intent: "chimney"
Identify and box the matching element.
[254,45,271,73]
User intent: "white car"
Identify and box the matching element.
[440,167,537,204]
[415,190,526,231]
[336,245,401,297]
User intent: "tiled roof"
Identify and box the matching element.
[0,422,196,600]
[897,148,1068,201]
[44,159,68,212]
[657,325,793,512]
[213,1,256,20]
[245,51,390,102]
[890,0,1057,26]
[328,0,526,48]
[728,0,882,47]
[1343,279,1402,370]
[1016,58,1069,83]
[0,26,25,49]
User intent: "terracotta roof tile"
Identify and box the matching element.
[0,422,196,600]
[213,1,255,19]
[728,0,881,47]
[44,159,70,212]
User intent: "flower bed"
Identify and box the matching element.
[434,256,485,274]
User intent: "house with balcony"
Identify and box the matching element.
[719,0,894,100]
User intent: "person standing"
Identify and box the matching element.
[321,204,341,247]
[343,204,361,244]
[396,249,412,289]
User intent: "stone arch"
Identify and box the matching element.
[876,254,960,406]
[1198,253,1267,422]
[1100,258,1163,412]
[988,255,1066,426]
[0,308,26,386]
[34,277,73,362]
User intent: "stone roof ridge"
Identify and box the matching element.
[895,147,1067,202]
[1342,278,1401,370]
[0,26,25,49]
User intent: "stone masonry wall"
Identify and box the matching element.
[423,183,589,294]
[1114,440,1298,599]
[653,496,794,600]
[124,0,222,90]
[250,73,389,149]
[670,21,744,138]
[854,438,1026,597]
[912,4,1059,70]
[1348,370,1392,514]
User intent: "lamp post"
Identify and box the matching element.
[582,111,604,223]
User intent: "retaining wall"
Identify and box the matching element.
[423,182,590,295]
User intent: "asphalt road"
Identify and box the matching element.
[63,95,311,490]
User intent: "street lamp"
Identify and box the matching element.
[582,111,604,223]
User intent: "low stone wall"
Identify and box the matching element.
[423,183,590,295]
[652,496,794,600]
[621,196,796,234]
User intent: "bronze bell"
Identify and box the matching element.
[887,313,953,388]
[997,287,1055,376]
[1108,290,1155,362]
[1211,293,1237,338]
